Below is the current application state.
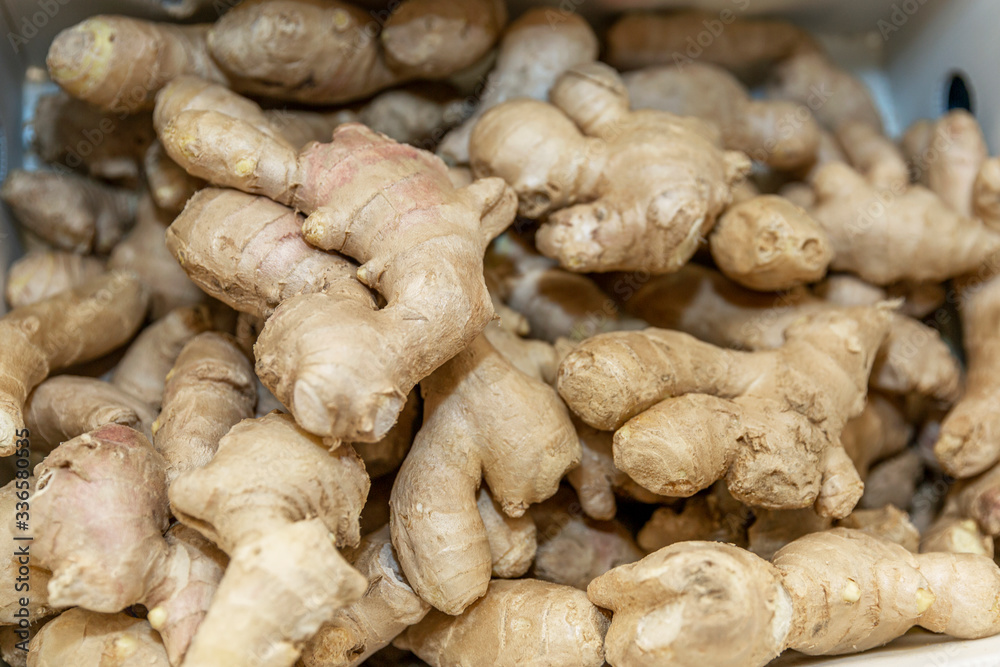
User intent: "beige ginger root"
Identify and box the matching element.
[207,0,504,105]
[624,264,961,403]
[921,497,995,558]
[437,8,599,164]
[935,269,1000,478]
[301,526,430,667]
[24,376,156,453]
[31,92,155,184]
[152,332,256,483]
[5,251,104,309]
[0,271,148,455]
[954,462,1000,537]
[841,392,912,480]
[558,305,893,517]
[145,140,205,213]
[389,333,578,614]
[28,609,169,667]
[31,424,227,664]
[352,392,420,479]
[0,170,136,254]
[903,110,988,216]
[477,486,537,579]
[709,194,833,291]
[640,486,750,553]
[606,10,815,78]
[810,161,1000,284]
[394,579,608,667]
[835,119,910,191]
[767,51,883,131]
[161,117,516,442]
[110,305,213,409]
[170,413,369,667]
[838,505,921,552]
[624,63,820,170]
[590,529,1000,667]
[470,62,750,273]
[46,16,226,113]
[0,481,54,625]
[860,448,924,511]
[108,194,206,319]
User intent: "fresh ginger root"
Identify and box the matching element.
[590,529,1000,667]
[767,51,883,131]
[145,140,205,213]
[28,609,169,667]
[4,251,104,308]
[838,504,921,552]
[903,110,989,217]
[394,579,608,667]
[46,16,226,113]
[477,486,537,579]
[108,194,206,319]
[624,264,961,403]
[161,117,516,442]
[110,305,213,409]
[860,448,924,511]
[0,170,136,254]
[810,161,1000,284]
[31,91,155,185]
[206,0,504,105]
[953,462,1000,537]
[31,424,227,664]
[841,392,912,479]
[640,486,750,553]
[835,119,910,191]
[748,508,832,560]
[24,376,156,453]
[169,412,369,667]
[567,418,668,522]
[709,194,833,291]
[558,305,893,517]
[470,62,750,273]
[152,332,256,483]
[624,63,821,170]
[935,269,1000,478]
[0,271,147,455]
[389,333,578,614]
[605,10,816,79]
[530,490,643,590]
[921,497,996,558]
[437,8,598,164]
[352,392,420,479]
[301,526,430,667]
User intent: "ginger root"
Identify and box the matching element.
[624,63,821,170]
[709,194,833,291]
[0,271,148,455]
[152,332,256,483]
[590,529,1000,667]
[28,609,169,667]
[389,333,578,614]
[1,170,136,254]
[558,305,893,517]
[161,117,516,442]
[470,62,750,273]
[110,305,213,409]
[394,579,608,667]
[0,481,54,625]
[31,424,226,664]
[640,486,750,553]
[301,526,430,667]
[922,498,996,557]
[437,8,598,165]
[4,251,104,309]
[170,413,369,667]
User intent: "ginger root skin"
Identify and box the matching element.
[0,271,148,455]
[709,194,833,291]
[170,413,370,667]
[766,52,882,131]
[470,62,750,273]
[5,251,104,309]
[1,169,136,254]
[395,579,608,667]
[28,609,169,667]
[390,333,578,615]
[437,8,598,165]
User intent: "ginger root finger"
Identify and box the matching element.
[4,251,104,309]
[152,332,256,483]
[389,333,578,614]
[0,271,148,455]
[470,62,750,273]
[766,52,882,131]
[28,609,169,666]
[170,413,369,667]
[394,579,608,667]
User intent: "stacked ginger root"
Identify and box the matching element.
[1,3,1000,667]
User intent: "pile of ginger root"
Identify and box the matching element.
[1,2,1000,667]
